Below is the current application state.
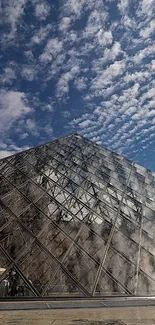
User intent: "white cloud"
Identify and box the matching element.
[92,60,125,89]
[1,0,155,167]
[97,30,113,46]
[0,143,30,159]
[92,42,122,74]
[119,83,140,102]
[82,9,108,40]
[39,38,63,63]
[42,103,54,112]
[26,119,36,130]
[24,50,34,61]
[46,53,66,78]
[31,24,52,45]
[124,106,137,116]
[122,15,135,29]
[140,19,155,38]
[137,0,154,18]
[63,0,100,20]
[61,110,70,118]
[22,67,36,81]
[74,76,88,90]
[25,119,39,136]
[0,150,15,159]
[0,90,31,132]
[34,2,50,21]
[103,42,121,62]
[43,124,53,136]
[20,132,29,139]
[133,43,155,64]
[125,71,150,83]
[56,66,80,98]
[118,0,129,14]
[1,0,28,41]
[1,67,16,85]
[68,67,155,156]
[63,0,84,18]
[151,60,155,70]
[59,17,71,31]
[56,1,155,166]
[79,119,94,128]
[140,87,155,104]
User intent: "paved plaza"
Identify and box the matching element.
[0,304,155,325]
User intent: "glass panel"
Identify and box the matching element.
[104,248,137,294]
[0,134,155,297]
[139,248,155,281]
[1,190,30,216]
[137,271,155,294]
[94,270,126,295]
[111,228,139,264]
[0,176,14,197]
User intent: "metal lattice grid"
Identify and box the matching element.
[0,134,155,297]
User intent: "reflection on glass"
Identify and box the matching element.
[0,134,155,297]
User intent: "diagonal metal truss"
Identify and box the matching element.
[0,134,155,297]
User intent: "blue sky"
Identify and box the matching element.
[0,0,155,171]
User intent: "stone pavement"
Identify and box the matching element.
[0,306,155,325]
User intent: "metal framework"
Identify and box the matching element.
[0,134,155,297]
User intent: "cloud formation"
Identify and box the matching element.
[34,2,51,21]
[1,0,155,170]
[0,90,31,132]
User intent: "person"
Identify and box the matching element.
[8,270,18,296]
[1,279,9,296]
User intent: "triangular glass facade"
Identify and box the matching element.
[0,134,155,297]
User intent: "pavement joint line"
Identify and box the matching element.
[100,301,107,306]
[45,302,51,309]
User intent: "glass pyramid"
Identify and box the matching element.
[0,134,155,297]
